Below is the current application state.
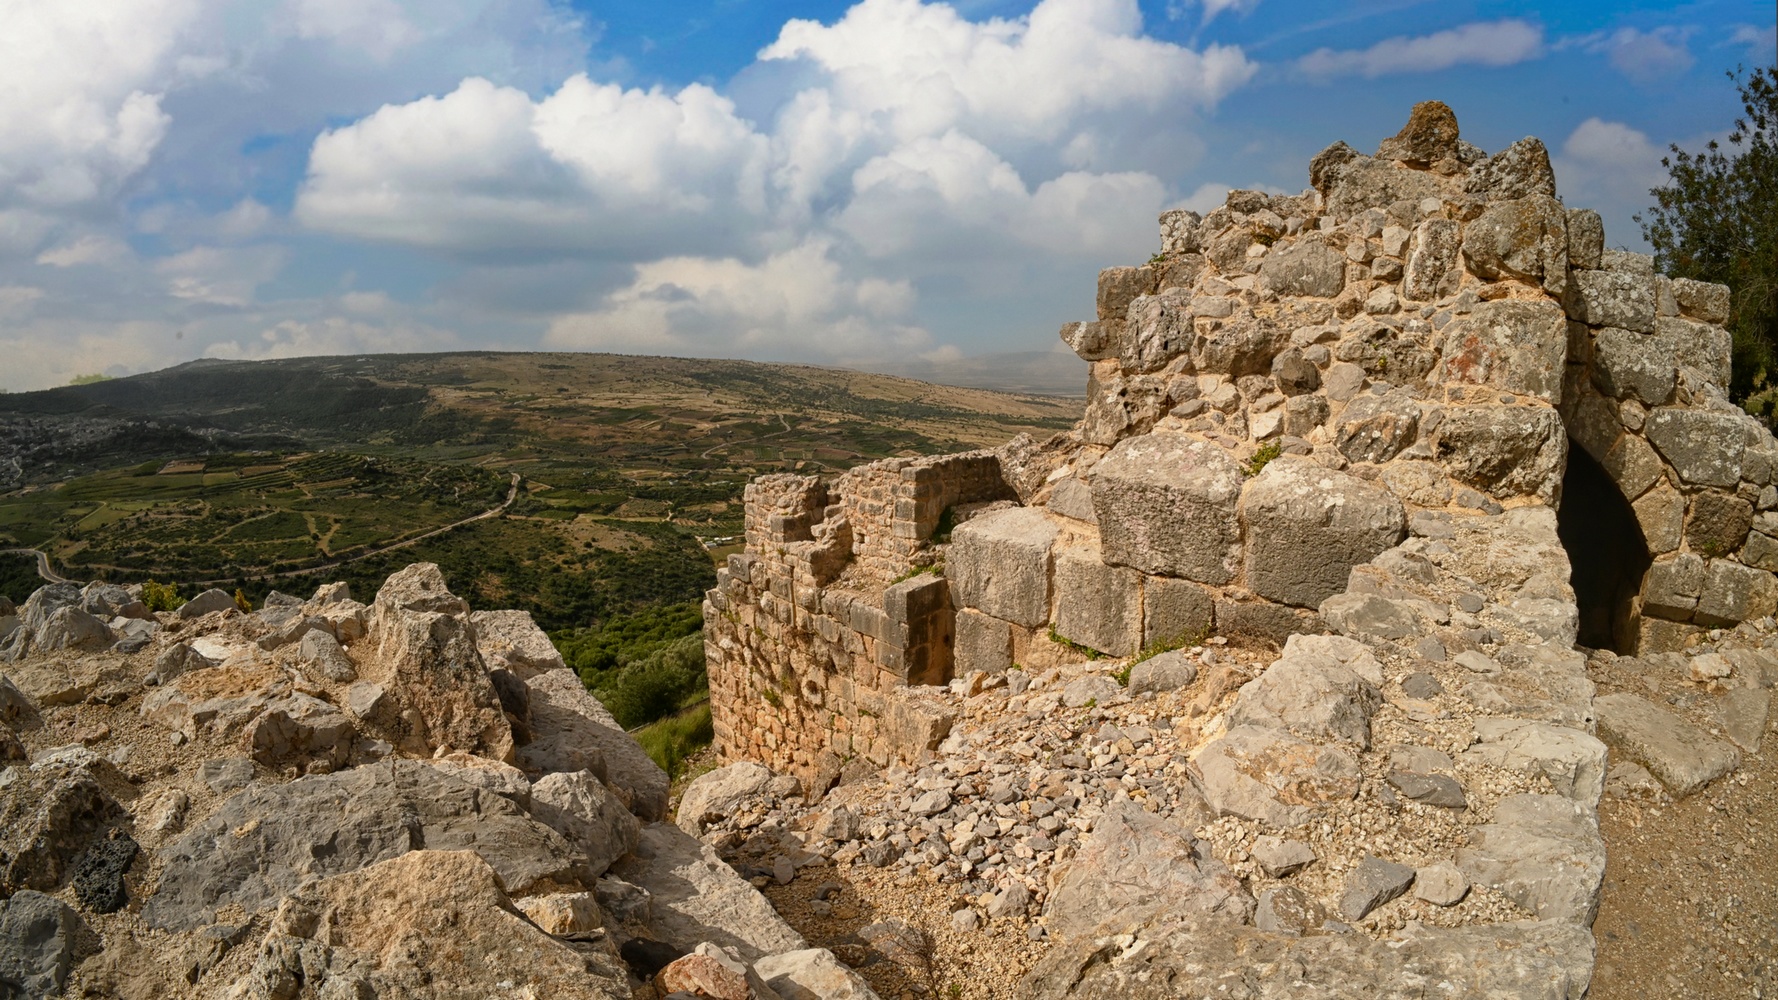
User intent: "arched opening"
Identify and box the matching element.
[1556,441,1653,653]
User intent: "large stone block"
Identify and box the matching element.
[1097,266,1155,323]
[1258,237,1346,299]
[1695,559,1778,627]
[945,507,1059,627]
[1333,389,1422,465]
[1602,433,1662,500]
[1053,541,1142,657]
[1466,136,1557,200]
[1433,404,1566,503]
[1189,726,1361,828]
[1239,457,1406,609]
[1589,327,1675,405]
[1437,298,1568,402]
[1566,268,1655,333]
[1090,432,1244,585]
[1686,492,1754,558]
[1654,316,1733,390]
[1121,289,1194,373]
[1402,219,1460,301]
[1642,553,1704,621]
[1566,209,1604,269]
[1633,485,1685,553]
[1325,157,1441,222]
[1142,576,1214,650]
[954,609,1012,675]
[1596,693,1739,796]
[1671,278,1731,324]
[1645,408,1746,488]
[1459,195,1568,295]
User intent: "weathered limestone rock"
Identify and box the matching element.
[1042,800,1252,942]
[945,507,1060,627]
[1240,457,1406,609]
[523,668,668,821]
[1338,856,1416,921]
[1567,267,1655,333]
[1655,316,1733,389]
[1566,208,1605,269]
[1121,289,1194,372]
[1259,237,1346,299]
[1467,136,1557,200]
[1333,390,1422,465]
[1227,653,1381,747]
[364,602,513,761]
[1685,492,1754,557]
[243,851,629,1000]
[1250,835,1317,878]
[1438,298,1569,401]
[1403,218,1460,300]
[1127,649,1197,695]
[295,629,356,682]
[1644,408,1745,487]
[1053,540,1141,656]
[36,606,113,653]
[374,562,471,618]
[610,823,806,963]
[471,609,566,678]
[1458,793,1605,924]
[1097,265,1154,322]
[1671,278,1731,324]
[0,891,86,999]
[1189,726,1361,828]
[1595,692,1739,796]
[177,588,237,619]
[1590,327,1675,404]
[1090,432,1243,585]
[1695,559,1778,626]
[0,751,124,894]
[514,891,602,936]
[1434,404,1565,502]
[678,762,777,837]
[1140,575,1213,650]
[1325,156,1441,222]
[755,948,883,1000]
[1460,195,1568,295]
[532,770,642,877]
[244,692,356,768]
[954,609,1012,675]
[144,763,582,931]
[1462,718,1607,804]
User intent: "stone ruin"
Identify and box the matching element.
[703,101,1776,993]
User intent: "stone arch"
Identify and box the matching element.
[1556,438,1652,652]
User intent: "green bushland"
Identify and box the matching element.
[0,554,40,604]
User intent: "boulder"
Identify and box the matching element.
[1043,800,1252,942]
[0,673,39,731]
[363,604,512,761]
[471,609,566,678]
[755,948,883,1000]
[177,588,237,619]
[71,831,138,913]
[1433,404,1565,502]
[144,762,584,931]
[1239,457,1406,609]
[1090,432,1244,585]
[0,750,124,894]
[610,823,806,963]
[140,662,291,742]
[374,562,470,618]
[1227,651,1382,747]
[531,770,641,877]
[1189,726,1361,828]
[1250,836,1317,878]
[296,628,357,682]
[0,891,86,999]
[244,692,357,768]
[1127,650,1197,696]
[677,761,776,836]
[655,944,775,1000]
[1333,390,1422,465]
[514,891,602,936]
[1376,100,1461,164]
[522,668,669,821]
[1595,692,1739,796]
[241,850,629,999]
[1437,298,1568,401]
[424,753,532,807]
[944,507,1060,627]
[36,606,113,653]
[1458,793,1605,924]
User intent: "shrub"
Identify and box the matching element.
[141,580,182,613]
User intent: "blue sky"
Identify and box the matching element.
[0,0,1771,391]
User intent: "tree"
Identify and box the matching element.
[1638,65,1777,409]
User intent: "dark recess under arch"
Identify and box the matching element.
[1556,440,1653,653]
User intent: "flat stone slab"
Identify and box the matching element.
[1595,692,1739,797]
[1458,793,1604,925]
[1338,856,1416,921]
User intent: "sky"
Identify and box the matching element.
[0,0,1772,392]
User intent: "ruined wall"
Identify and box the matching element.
[707,99,1777,792]
[705,452,1013,787]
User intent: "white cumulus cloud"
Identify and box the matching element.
[1297,19,1545,79]
[1578,27,1695,85]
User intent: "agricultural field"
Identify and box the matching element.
[0,351,1082,765]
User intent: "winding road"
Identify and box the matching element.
[4,472,523,589]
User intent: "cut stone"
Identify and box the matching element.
[1239,457,1406,609]
[1594,692,1739,797]
[945,507,1060,627]
[1090,432,1244,585]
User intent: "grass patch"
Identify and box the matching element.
[1243,440,1282,478]
[634,702,714,780]
[1047,624,1102,660]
